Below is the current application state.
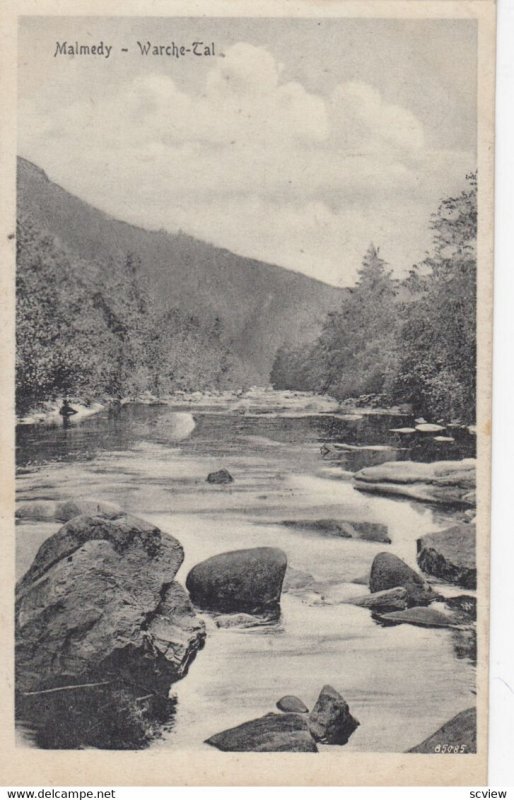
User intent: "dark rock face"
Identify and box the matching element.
[206,469,234,484]
[353,459,476,506]
[15,501,58,521]
[349,586,408,612]
[16,683,177,750]
[276,695,309,713]
[408,708,476,753]
[205,713,318,752]
[186,547,287,614]
[16,513,206,696]
[417,524,476,589]
[15,499,122,523]
[308,685,359,745]
[376,606,457,628]
[369,552,439,607]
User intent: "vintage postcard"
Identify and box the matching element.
[0,0,495,787]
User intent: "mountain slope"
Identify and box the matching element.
[17,157,345,385]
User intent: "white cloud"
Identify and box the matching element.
[19,42,474,285]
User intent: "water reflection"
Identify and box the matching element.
[16,683,177,750]
[16,402,476,472]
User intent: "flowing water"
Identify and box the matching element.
[15,391,477,752]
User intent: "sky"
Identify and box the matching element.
[18,16,477,287]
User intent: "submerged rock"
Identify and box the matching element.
[408,708,476,753]
[16,498,122,523]
[351,572,371,586]
[276,695,309,713]
[186,547,287,614]
[349,586,408,612]
[375,606,457,628]
[308,685,359,745]
[16,513,206,696]
[281,519,390,543]
[417,525,476,589]
[353,459,476,506]
[215,612,274,629]
[15,501,57,521]
[369,552,440,607]
[55,499,123,522]
[205,713,318,752]
[282,566,316,594]
[206,469,234,484]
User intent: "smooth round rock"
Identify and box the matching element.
[276,695,309,714]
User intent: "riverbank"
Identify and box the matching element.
[15,398,477,752]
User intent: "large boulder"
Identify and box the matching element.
[16,513,206,696]
[417,524,476,589]
[408,708,476,753]
[353,459,476,506]
[369,552,440,607]
[205,713,318,752]
[186,547,287,614]
[308,685,359,745]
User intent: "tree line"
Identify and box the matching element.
[271,173,477,423]
[16,212,248,414]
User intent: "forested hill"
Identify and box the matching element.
[17,157,344,385]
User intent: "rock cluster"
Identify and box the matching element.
[206,685,359,752]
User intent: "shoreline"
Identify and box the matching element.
[15,388,476,433]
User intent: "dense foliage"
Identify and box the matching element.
[16,212,246,413]
[271,175,477,422]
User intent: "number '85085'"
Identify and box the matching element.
[434,744,468,753]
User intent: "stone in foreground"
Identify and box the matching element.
[369,552,439,607]
[417,524,476,589]
[16,513,206,696]
[276,695,309,713]
[206,469,234,484]
[205,713,318,752]
[308,685,359,745]
[353,459,476,506]
[408,708,476,753]
[349,586,408,612]
[186,547,287,614]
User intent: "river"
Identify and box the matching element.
[15,390,477,752]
